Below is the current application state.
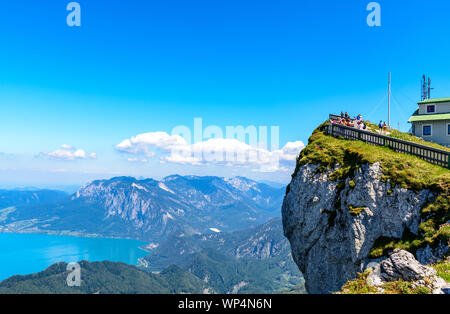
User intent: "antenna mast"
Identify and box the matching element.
[421,75,433,100]
[428,77,432,99]
[421,75,426,101]
[388,72,391,127]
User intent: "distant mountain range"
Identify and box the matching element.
[0,189,67,209]
[0,176,285,242]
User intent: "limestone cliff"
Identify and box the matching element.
[282,125,449,294]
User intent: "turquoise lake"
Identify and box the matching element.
[0,233,148,281]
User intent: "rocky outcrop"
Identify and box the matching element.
[416,242,450,265]
[282,162,435,294]
[368,249,449,294]
[380,249,436,281]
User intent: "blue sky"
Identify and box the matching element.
[1,0,450,187]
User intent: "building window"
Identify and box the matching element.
[427,105,435,113]
[448,123,450,135]
[423,125,432,136]
[412,125,415,135]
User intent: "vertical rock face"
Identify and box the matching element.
[282,162,433,294]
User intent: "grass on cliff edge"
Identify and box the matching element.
[433,258,450,282]
[292,122,449,191]
[363,121,450,152]
[338,269,431,294]
[288,121,449,258]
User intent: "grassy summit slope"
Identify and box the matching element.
[289,122,449,258]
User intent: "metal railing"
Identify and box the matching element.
[329,114,355,122]
[324,117,450,169]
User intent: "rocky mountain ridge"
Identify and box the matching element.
[0,175,284,242]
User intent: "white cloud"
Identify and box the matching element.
[274,141,305,161]
[61,144,74,150]
[116,132,304,173]
[116,132,184,157]
[42,145,97,161]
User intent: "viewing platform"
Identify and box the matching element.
[325,114,450,169]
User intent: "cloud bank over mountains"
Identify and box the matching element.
[4,132,303,185]
[116,132,304,172]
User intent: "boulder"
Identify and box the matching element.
[380,249,436,282]
[365,249,450,294]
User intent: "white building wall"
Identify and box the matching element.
[418,102,450,115]
[412,120,450,147]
